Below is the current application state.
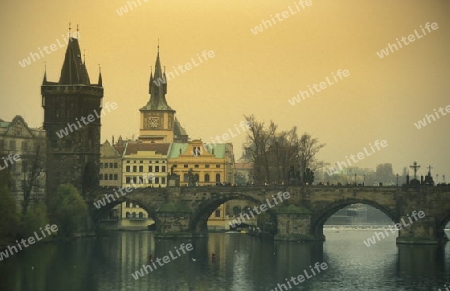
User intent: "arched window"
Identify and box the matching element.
[216,174,221,183]
[132,212,137,218]
[126,212,130,218]
[195,174,199,183]
[139,212,144,218]
[205,173,210,182]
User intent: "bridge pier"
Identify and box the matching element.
[396,215,448,245]
[154,203,206,239]
[273,205,320,242]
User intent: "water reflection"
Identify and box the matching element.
[0,230,449,291]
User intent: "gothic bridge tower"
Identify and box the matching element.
[41,32,103,201]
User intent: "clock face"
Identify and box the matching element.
[148,117,159,128]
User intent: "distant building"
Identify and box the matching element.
[168,140,235,230]
[0,116,46,208]
[99,140,122,188]
[41,34,103,200]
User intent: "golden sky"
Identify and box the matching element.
[1,0,449,177]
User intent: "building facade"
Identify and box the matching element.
[0,116,46,209]
[168,139,236,229]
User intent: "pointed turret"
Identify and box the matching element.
[42,69,48,85]
[97,65,103,87]
[149,67,153,94]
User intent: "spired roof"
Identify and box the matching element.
[59,38,90,85]
[141,49,172,111]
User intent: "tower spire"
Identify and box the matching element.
[69,22,71,38]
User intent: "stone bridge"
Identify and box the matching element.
[88,186,450,244]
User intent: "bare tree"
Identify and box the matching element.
[297,133,326,183]
[22,136,46,214]
[243,116,326,185]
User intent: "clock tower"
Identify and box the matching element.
[138,48,187,143]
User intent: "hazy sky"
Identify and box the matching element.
[1,0,449,177]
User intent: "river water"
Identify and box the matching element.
[1,230,449,291]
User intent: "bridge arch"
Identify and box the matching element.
[189,191,278,233]
[436,210,450,243]
[90,197,161,228]
[311,198,398,240]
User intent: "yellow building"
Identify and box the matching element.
[168,139,235,230]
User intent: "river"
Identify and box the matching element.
[1,230,449,291]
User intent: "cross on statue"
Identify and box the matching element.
[409,161,421,180]
[427,165,433,174]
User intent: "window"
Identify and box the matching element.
[139,166,143,172]
[216,164,221,168]
[100,163,103,168]
[162,177,166,184]
[126,212,130,218]
[109,163,113,168]
[105,174,109,180]
[139,212,144,218]
[216,174,221,183]
[22,141,28,150]
[126,166,130,172]
[99,174,103,180]
[149,166,153,172]
[133,166,137,172]
[184,165,188,168]
[155,161,159,163]
[194,165,199,168]
[109,174,113,180]
[162,166,166,172]
[205,165,210,168]
[114,174,118,180]
[132,213,136,218]
[193,146,201,156]
[140,160,143,163]
[155,177,160,184]
[126,177,131,183]
[9,140,16,150]
[105,163,109,168]
[155,166,160,172]
[205,174,210,182]
[114,163,118,168]
[215,210,221,217]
